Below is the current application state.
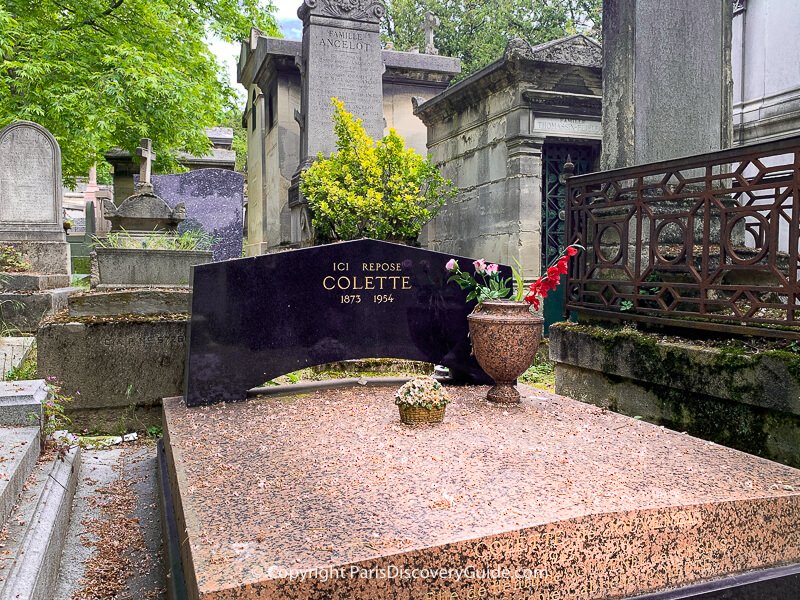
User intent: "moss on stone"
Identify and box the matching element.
[43,309,188,326]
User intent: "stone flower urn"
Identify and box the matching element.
[467,300,543,403]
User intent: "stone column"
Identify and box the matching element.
[601,0,733,169]
[296,0,385,162]
[289,0,386,246]
[507,136,545,281]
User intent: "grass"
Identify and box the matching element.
[93,228,215,251]
[262,358,557,393]
[519,357,556,392]
[71,274,91,289]
[5,347,37,381]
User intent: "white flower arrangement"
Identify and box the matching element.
[394,377,449,409]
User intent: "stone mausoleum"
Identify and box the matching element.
[732,0,800,146]
[414,35,602,325]
[238,13,460,256]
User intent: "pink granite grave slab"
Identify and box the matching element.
[162,385,800,600]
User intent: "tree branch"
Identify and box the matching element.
[60,0,124,31]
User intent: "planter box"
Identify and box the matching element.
[92,247,212,288]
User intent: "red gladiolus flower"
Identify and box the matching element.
[567,246,579,257]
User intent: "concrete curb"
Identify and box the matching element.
[0,427,40,528]
[157,439,188,600]
[247,376,415,399]
[0,445,81,600]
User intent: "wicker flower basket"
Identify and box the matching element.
[398,404,446,425]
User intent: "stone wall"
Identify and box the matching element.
[549,322,800,467]
[421,84,524,270]
[37,316,187,432]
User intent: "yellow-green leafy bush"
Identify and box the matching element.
[300,98,455,243]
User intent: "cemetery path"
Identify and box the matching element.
[54,444,165,600]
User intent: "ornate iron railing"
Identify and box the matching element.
[564,135,800,339]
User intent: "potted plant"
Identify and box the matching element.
[446,246,581,404]
[394,377,449,425]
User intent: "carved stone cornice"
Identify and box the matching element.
[298,0,385,23]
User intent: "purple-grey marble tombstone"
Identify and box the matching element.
[146,169,244,261]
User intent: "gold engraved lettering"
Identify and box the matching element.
[362,262,401,272]
[323,276,336,290]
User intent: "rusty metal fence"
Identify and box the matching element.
[564,135,800,338]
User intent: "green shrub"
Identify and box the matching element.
[300,98,455,243]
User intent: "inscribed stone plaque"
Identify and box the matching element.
[184,239,502,406]
[149,169,244,261]
[0,121,62,228]
[299,0,386,159]
[534,116,602,137]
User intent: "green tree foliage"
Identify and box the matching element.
[382,0,601,77]
[300,99,456,243]
[0,0,279,182]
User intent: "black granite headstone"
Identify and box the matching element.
[184,239,506,406]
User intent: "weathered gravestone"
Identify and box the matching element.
[297,0,385,162]
[0,121,70,273]
[94,138,211,288]
[0,121,78,331]
[37,140,204,430]
[184,239,502,405]
[149,169,244,261]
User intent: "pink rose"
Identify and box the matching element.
[485,263,499,275]
[445,258,458,271]
[473,259,487,273]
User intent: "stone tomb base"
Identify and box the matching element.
[161,385,800,600]
[38,314,187,431]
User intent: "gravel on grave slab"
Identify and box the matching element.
[163,383,800,587]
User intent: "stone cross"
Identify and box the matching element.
[422,11,440,55]
[136,138,156,190]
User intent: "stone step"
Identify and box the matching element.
[0,380,46,427]
[0,336,35,379]
[0,286,81,334]
[67,288,191,318]
[51,448,124,600]
[0,273,71,292]
[0,445,81,600]
[0,426,40,529]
